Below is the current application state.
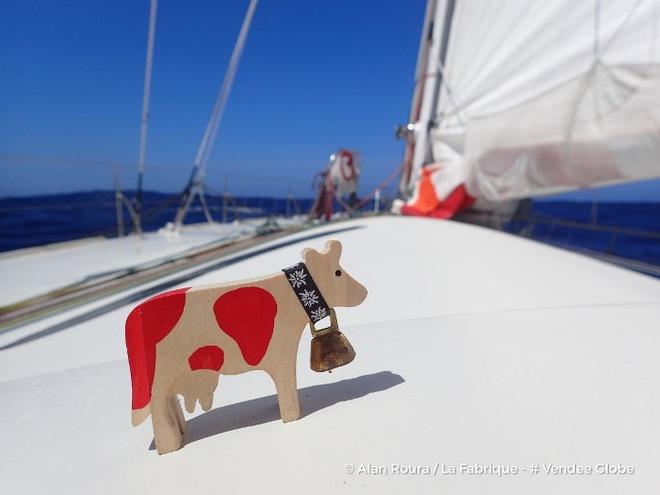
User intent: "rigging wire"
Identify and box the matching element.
[174,0,259,228]
[135,0,159,234]
[195,0,259,178]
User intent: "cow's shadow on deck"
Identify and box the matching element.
[149,370,404,450]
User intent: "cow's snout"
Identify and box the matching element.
[346,278,368,307]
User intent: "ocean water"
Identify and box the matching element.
[0,191,314,252]
[0,192,658,268]
[504,201,660,266]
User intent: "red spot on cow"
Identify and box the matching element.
[189,346,225,371]
[125,287,190,410]
[213,287,277,366]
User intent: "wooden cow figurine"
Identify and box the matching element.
[125,240,367,454]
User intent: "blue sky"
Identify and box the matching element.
[1,0,423,198]
[1,0,659,201]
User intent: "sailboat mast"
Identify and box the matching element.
[429,0,456,133]
[135,0,159,235]
[399,0,456,196]
[399,0,438,194]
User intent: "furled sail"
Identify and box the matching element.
[400,0,660,208]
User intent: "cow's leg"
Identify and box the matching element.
[169,395,186,436]
[151,390,184,454]
[267,353,300,423]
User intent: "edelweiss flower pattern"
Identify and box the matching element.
[299,289,319,308]
[311,307,327,321]
[287,268,307,288]
[282,262,330,323]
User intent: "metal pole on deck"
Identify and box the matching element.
[222,175,228,224]
[286,181,293,217]
[114,166,125,237]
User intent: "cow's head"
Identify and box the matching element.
[302,240,368,308]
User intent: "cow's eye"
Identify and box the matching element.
[335,270,342,277]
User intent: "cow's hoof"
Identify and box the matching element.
[156,441,183,455]
[281,412,301,423]
[155,433,184,455]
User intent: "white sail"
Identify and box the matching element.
[404,0,660,204]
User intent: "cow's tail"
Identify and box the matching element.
[125,305,153,426]
[125,287,190,426]
[132,404,151,426]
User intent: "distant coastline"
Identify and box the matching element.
[0,190,315,252]
[0,191,658,267]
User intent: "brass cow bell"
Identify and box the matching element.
[309,308,356,372]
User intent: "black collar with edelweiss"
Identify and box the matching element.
[282,261,356,373]
[282,262,330,323]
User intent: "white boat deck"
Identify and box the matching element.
[1,216,659,494]
[0,218,302,307]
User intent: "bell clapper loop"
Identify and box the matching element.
[309,308,339,337]
[309,308,356,372]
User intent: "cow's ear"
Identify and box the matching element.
[302,247,320,266]
[324,240,342,261]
